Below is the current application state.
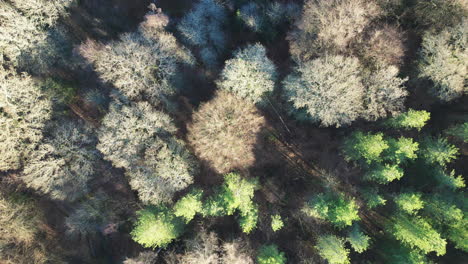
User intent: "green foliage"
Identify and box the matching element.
[304,192,360,229]
[173,188,204,223]
[202,173,259,233]
[131,205,184,249]
[343,132,389,164]
[271,214,284,232]
[395,193,424,215]
[447,218,468,252]
[383,241,429,264]
[433,168,466,190]
[315,235,350,264]
[446,122,468,142]
[423,196,463,224]
[43,78,77,104]
[384,137,419,164]
[362,187,387,209]
[220,172,259,215]
[256,244,286,264]
[388,213,446,256]
[420,136,458,166]
[365,164,404,184]
[217,43,277,105]
[239,205,259,234]
[418,20,467,102]
[385,109,430,131]
[347,225,371,253]
[423,196,467,251]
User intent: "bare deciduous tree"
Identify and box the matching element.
[22,121,98,201]
[188,91,265,173]
[98,99,197,204]
[288,0,381,61]
[0,67,52,171]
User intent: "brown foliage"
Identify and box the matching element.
[353,25,407,68]
[0,193,63,264]
[188,91,266,174]
[288,0,381,61]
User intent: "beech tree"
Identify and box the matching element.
[362,65,408,121]
[315,235,350,264]
[7,0,74,28]
[98,100,197,204]
[283,56,365,127]
[131,205,184,249]
[0,0,72,74]
[177,0,228,68]
[79,10,193,107]
[418,20,467,102]
[237,1,300,40]
[0,66,52,171]
[288,0,381,61]
[123,251,158,264]
[413,0,467,32]
[256,244,286,264]
[217,43,277,105]
[188,91,265,173]
[175,231,254,264]
[0,193,62,263]
[22,121,98,201]
[304,192,360,229]
[177,231,220,264]
[283,56,407,127]
[222,238,254,264]
[353,25,407,68]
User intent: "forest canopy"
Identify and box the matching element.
[0,0,466,263]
